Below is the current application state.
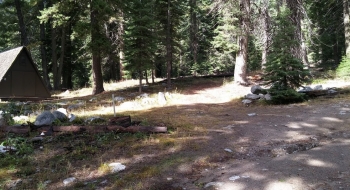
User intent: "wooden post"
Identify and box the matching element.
[112,94,116,117]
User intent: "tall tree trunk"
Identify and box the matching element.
[261,0,270,69]
[39,0,51,90]
[91,1,104,95]
[119,12,125,81]
[56,26,66,89]
[234,0,250,85]
[301,19,310,68]
[51,26,58,90]
[344,0,350,57]
[62,25,73,89]
[138,69,143,93]
[166,0,172,88]
[14,0,29,46]
[286,0,303,60]
[190,0,198,67]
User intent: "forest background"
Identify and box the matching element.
[1,0,350,95]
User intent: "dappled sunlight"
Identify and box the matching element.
[322,117,344,122]
[307,159,335,167]
[265,178,302,190]
[285,122,317,129]
[218,182,246,190]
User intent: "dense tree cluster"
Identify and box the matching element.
[0,0,349,94]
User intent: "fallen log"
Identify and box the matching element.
[108,116,131,127]
[0,126,30,134]
[53,125,167,133]
[107,125,167,133]
[1,125,167,134]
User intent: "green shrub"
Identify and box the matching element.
[267,86,307,104]
[336,56,350,79]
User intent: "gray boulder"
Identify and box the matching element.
[34,111,56,126]
[245,93,260,100]
[52,111,68,122]
[265,93,272,101]
[251,85,267,94]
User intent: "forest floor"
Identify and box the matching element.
[1,76,350,190]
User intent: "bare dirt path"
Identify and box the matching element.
[166,82,350,189]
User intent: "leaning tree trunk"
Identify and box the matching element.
[234,0,250,85]
[14,0,29,46]
[91,1,104,95]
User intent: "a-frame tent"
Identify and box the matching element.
[0,46,51,100]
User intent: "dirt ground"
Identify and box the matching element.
[3,78,350,190]
[163,81,350,190]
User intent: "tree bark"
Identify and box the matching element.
[51,26,58,90]
[261,0,270,69]
[14,0,29,46]
[119,11,125,81]
[91,1,105,95]
[234,0,250,85]
[56,26,66,89]
[39,0,52,90]
[166,0,172,88]
[286,0,303,60]
[190,0,198,67]
[344,0,350,57]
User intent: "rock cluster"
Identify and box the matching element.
[242,85,271,106]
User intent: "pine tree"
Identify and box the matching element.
[124,0,158,92]
[263,6,310,104]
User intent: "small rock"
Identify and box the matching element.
[245,93,260,100]
[108,163,126,173]
[223,125,235,129]
[242,99,252,105]
[63,177,76,185]
[89,97,97,102]
[313,85,323,90]
[247,113,257,116]
[85,117,106,124]
[114,96,125,102]
[68,114,76,122]
[0,145,16,153]
[328,89,338,94]
[224,148,233,153]
[100,179,108,184]
[204,182,224,188]
[229,176,240,181]
[264,93,272,101]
